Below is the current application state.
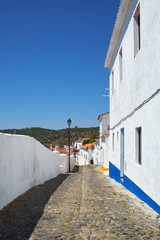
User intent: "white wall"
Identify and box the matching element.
[74,141,82,150]
[110,0,160,128]
[109,0,160,206]
[59,153,75,173]
[79,149,88,165]
[79,148,94,165]
[98,114,110,169]
[0,133,74,210]
[103,136,109,169]
[99,114,109,135]
[110,94,160,205]
[93,144,99,165]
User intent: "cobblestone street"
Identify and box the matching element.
[0,165,160,240]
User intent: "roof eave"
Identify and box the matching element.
[104,0,132,68]
[97,112,109,120]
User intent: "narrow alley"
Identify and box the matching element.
[0,166,160,240]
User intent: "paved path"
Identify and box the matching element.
[0,166,160,239]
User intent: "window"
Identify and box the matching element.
[136,127,142,165]
[112,133,115,152]
[117,131,119,141]
[112,70,114,94]
[119,48,123,80]
[134,4,140,56]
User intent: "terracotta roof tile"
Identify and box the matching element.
[97,112,109,120]
[81,142,95,150]
[100,133,109,138]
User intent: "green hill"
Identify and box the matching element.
[0,127,99,148]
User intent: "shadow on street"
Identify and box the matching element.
[0,169,77,240]
[71,165,79,173]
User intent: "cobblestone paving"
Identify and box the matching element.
[30,165,160,240]
[0,165,160,240]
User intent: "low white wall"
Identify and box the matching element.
[0,133,74,211]
[58,153,75,173]
[79,148,94,166]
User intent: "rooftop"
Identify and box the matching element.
[81,142,95,150]
[104,0,132,68]
[97,112,109,120]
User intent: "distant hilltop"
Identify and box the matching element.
[0,127,99,148]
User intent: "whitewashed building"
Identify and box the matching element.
[74,139,83,150]
[97,113,110,173]
[93,140,100,166]
[78,143,95,166]
[105,0,160,213]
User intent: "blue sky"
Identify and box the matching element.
[0,0,120,130]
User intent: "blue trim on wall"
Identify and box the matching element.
[109,161,121,183]
[109,161,160,214]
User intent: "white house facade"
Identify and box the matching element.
[105,0,160,213]
[97,113,110,173]
[74,140,83,150]
[93,141,99,166]
[78,143,95,166]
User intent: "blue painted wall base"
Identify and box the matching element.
[109,161,160,214]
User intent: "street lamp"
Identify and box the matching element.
[67,118,72,172]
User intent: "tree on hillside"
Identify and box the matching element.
[82,135,97,145]
[89,135,96,143]
[82,139,90,145]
